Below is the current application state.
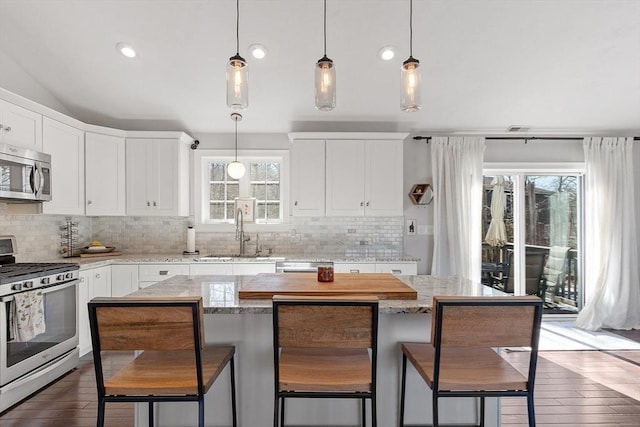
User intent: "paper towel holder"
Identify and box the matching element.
[183,226,200,255]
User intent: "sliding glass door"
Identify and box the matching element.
[482,171,583,313]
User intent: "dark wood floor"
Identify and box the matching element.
[1,349,639,426]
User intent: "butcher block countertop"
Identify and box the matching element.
[128,274,506,314]
[238,272,417,299]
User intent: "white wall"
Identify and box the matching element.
[0,50,71,115]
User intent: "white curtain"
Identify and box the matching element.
[575,137,640,330]
[431,137,485,282]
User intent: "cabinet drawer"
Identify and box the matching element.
[375,262,418,275]
[138,264,189,282]
[333,263,376,274]
[190,263,233,275]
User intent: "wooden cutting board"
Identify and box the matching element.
[239,273,417,300]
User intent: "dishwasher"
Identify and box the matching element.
[275,261,333,273]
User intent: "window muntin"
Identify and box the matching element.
[204,157,283,224]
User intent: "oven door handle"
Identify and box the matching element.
[0,279,78,303]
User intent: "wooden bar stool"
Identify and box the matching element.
[88,296,237,427]
[272,295,379,427]
[399,296,543,427]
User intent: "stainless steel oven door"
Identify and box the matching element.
[0,279,78,386]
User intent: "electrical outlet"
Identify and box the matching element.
[406,219,416,236]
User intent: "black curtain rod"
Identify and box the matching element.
[413,136,640,142]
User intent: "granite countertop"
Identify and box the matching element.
[126,274,506,314]
[49,253,420,269]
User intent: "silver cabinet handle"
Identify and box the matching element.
[350,269,360,273]
[153,201,157,207]
[87,200,92,205]
[392,269,402,274]
[80,277,85,283]
[4,126,11,132]
[294,201,298,206]
[147,201,151,206]
[159,270,169,275]
[360,202,364,206]
[95,273,101,279]
[366,201,370,207]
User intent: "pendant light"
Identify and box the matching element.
[227,113,245,179]
[226,0,248,110]
[401,0,421,112]
[314,0,336,111]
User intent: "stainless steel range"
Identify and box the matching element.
[0,235,79,413]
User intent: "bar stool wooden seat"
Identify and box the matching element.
[88,296,237,427]
[399,296,543,427]
[272,295,379,427]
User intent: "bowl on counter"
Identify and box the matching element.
[80,246,116,254]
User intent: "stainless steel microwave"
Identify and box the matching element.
[0,143,51,202]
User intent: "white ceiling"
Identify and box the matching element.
[0,0,638,135]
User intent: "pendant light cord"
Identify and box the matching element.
[236,0,240,55]
[234,118,238,161]
[409,0,413,57]
[323,0,327,56]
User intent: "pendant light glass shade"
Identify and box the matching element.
[315,55,336,111]
[227,160,245,179]
[227,54,248,110]
[401,57,421,112]
[227,113,245,179]
[226,0,248,110]
[401,0,421,112]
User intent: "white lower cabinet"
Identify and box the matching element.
[78,266,111,357]
[333,263,376,274]
[110,264,139,296]
[189,263,233,275]
[232,262,275,275]
[137,263,189,288]
[375,262,418,275]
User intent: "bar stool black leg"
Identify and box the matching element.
[399,354,407,426]
[230,357,237,427]
[148,402,154,427]
[480,396,485,427]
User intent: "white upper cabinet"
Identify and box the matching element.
[290,139,325,216]
[0,99,42,150]
[326,138,404,216]
[126,134,191,216]
[85,132,126,216]
[42,117,85,215]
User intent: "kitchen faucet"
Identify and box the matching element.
[235,208,251,256]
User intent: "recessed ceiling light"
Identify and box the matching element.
[249,44,267,59]
[116,42,136,58]
[378,46,396,61]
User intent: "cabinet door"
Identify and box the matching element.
[365,140,404,216]
[85,133,126,215]
[90,266,111,298]
[232,262,275,275]
[291,140,325,216]
[0,100,43,150]
[190,264,233,275]
[42,117,85,215]
[325,140,366,216]
[153,139,180,215]
[77,270,91,357]
[111,264,138,296]
[126,139,152,215]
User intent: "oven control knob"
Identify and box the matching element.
[65,272,73,279]
[56,274,65,281]
[41,277,50,285]
[11,283,22,291]
[23,281,34,289]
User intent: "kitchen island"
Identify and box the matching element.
[128,274,505,427]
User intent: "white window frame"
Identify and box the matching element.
[194,149,290,232]
[484,162,585,305]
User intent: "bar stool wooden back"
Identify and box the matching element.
[88,296,237,427]
[272,295,379,427]
[399,295,543,427]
